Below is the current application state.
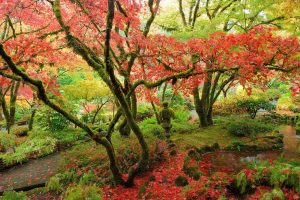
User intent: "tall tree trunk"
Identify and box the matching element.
[0,86,11,133]
[28,108,36,131]
[1,98,10,133]
[161,82,168,102]
[131,91,137,119]
[119,118,130,137]
[151,101,160,124]
[207,106,213,126]
[28,94,38,131]
[9,81,20,127]
[193,72,213,128]
[193,87,209,127]
[101,137,124,185]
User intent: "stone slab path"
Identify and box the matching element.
[0,153,61,193]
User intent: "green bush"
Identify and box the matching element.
[289,105,300,113]
[264,89,282,100]
[11,126,29,137]
[79,171,98,185]
[47,176,62,193]
[46,170,78,193]
[230,140,246,151]
[140,117,165,139]
[137,103,153,121]
[259,113,300,125]
[139,109,195,137]
[243,161,300,193]
[0,136,57,165]
[0,190,27,200]
[36,106,70,132]
[214,96,244,116]
[0,131,17,152]
[174,109,190,122]
[237,99,275,119]
[49,129,87,145]
[64,184,103,200]
[226,118,274,137]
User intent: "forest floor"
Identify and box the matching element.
[0,124,297,199]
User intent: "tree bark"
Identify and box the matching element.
[9,80,20,127]
[119,118,131,137]
[151,101,160,124]
[28,94,38,131]
[28,108,36,131]
[193,86,209,127]
[104,0,149,186]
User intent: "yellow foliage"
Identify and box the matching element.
[63,78,111,101]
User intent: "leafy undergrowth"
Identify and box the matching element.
[102,150,300,200]
[102,148,233,200]
[103,152,186,200]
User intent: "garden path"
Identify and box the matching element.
[0,153,60,193]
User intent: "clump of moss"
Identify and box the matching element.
[175,175,188,187]
[170,149,177,156]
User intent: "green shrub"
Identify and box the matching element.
[47,176,62,193]
[137,103,153,121]
[46,170,78,193]
[140,118,165,139]
[0,190,27,200]
[140,116,157,125]
[15,107,31,122]
[174,110,190,122]
[271,188,285,200]
[264,89,282,100]
[214,97,244,116]
[11,126,29,137]
[236,171,248,194]
[227,119,274,137]
[172,122,196,134]
[50,129,87,145]
[237,99,275,119]
[230,140,245,151]
[0,136,57,165]
[79,171,98,185]
[36,106,70,132]
[289,105,300,113]
[64,184,103,200]
[248,161,300,193]
[0,132,17,152]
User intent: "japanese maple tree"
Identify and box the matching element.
[0,0,197,186]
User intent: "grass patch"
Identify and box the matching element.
[172,126,240,150]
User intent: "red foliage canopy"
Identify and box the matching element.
[0,1,300,100]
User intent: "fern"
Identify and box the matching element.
[271,188,285,200]
[236,172,248,194]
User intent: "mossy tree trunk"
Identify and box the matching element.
[193,72,236,128]
[28,94,38,131]
[0,80,20,133]
[151,101,161,124]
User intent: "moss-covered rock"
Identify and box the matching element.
[175,175,188,187]
[225,134,283,151]
[170,149,177,156]
[192,171,202,181]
